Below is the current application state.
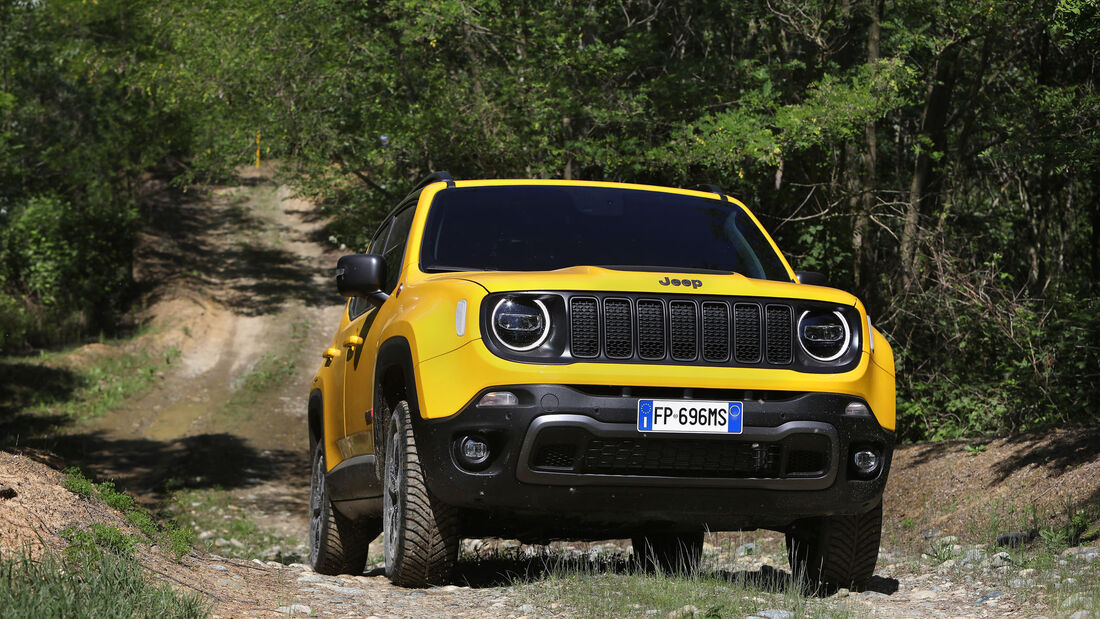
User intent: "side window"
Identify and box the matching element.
[367,216,393,255]
[382,204,416,293]
[349,217,395,320]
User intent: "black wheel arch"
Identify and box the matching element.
[373,336,420,477]
[308,388,324,452]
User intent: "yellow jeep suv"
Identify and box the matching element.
[308,174,895,589]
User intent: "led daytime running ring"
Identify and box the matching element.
[491,297,551,352]
[797,309,851,362]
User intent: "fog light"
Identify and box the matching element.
[845,401,870,416]
[852,449,880,474]
[455,435,491,470]
[477,391,518,407]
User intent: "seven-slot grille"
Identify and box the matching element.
[570,295,793,366]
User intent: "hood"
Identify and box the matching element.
[423,265,859,306]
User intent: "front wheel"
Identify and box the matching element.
[308,441,376,575]
[785,502,882,592]
[382,399,459,587]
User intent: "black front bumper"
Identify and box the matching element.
[411,385,893,540]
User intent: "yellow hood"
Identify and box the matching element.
[424,265,859,306]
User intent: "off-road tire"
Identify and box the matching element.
[308,441,375,575]
[786,501,882,592]
[632,532,704,574]
[383,399,459,587]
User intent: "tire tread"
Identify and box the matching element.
[386,400,458,587]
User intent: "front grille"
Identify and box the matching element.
[637,300,665,359]
[568,294,794,367]
[765,305,794,364]
[701,302,730,362]
[570,297,599,357]
[528,429,831,480]
[669,301,697,361]
[603,298,633,359]
[734,303,762,363]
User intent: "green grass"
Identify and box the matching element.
[62,467,195,561]
[502,540,865,619]
[4,344,177,431]
[518,567,864,618]
[217,321,308,420]
[218,353,296,419]
[0,549,209,619]
[884,492,1100,615]
[61,523,138,558]
[167,487,301,563]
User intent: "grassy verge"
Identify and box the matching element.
[62,467,195,560]
[0,550,209,619]
[2,341,177,439]
[58,347,175,420]
[0,468,210,619]
[167,487,303,563]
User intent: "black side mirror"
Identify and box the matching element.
[336,254,388,306]
[795,271,829,287]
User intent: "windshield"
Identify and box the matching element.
[419,185,791,281]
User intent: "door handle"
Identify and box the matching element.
[321,347,340,360]
[344,335,364,348]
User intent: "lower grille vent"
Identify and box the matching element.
[528,429,831,480]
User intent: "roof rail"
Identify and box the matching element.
[412,171,455,191]
[692,183,728,202]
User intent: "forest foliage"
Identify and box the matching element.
[1,0,1097,440]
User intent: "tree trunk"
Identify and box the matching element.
[1092,168,1100,291]
[900,44,959,290]
[853,0,881,291]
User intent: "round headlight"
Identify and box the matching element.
[492,297,551,351]
[797,310,851,362]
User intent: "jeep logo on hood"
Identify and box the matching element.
[658,276,702,289]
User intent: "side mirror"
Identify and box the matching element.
[795,271,829,287]
[336,254,388,306]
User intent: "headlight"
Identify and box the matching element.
[492,297,550,351]
[797,310,851,362]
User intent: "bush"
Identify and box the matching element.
[1,194,135,322]
[893,254,1100,440]
[0,292,33,352]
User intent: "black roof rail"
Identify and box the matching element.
[692,183,728,202]
[413,171,455,191]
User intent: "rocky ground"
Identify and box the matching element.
[1,168,1097,617]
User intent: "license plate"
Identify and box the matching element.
[637,399,743,434]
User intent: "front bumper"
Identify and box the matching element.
[411,384,893,540]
